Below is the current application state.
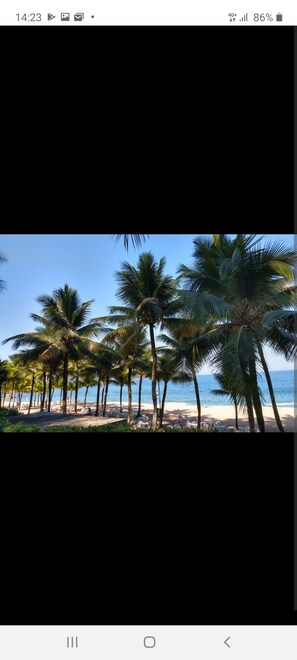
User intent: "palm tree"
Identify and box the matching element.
[159,319,217,429]
[156,353,180,427]
[26,363,39,414]
[5,358,21,409]
[3,284,102,414]
[0,359,9,408]
[179,235,296,432]
[100,322,147,423]
[80,367,96,407]
[111,366,130,413]
[94,252,180,429]
[1,357,29,411]
[113,235,149,250]
[211,368,257,430]
[135,348,151,418]
[0,251,7,293]
[68,360,85,414]
[86,349,115,417]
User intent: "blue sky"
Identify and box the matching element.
[0,233,294,374]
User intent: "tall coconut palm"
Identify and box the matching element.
[101,322,147,423]
[2,357,28,411]
[94,253,180,429]
[135,348,151,418]
[80,367,96,407]
[87,349,115,417]
[211,366,264,430]
[179,234,296,432]
[68,360,85,414]
[4,358,21,409]
[0,251,7,293]
[3,284,102,414]
[111,366,130,413]
[156,353,180,427]
[159,319,218,429]
[26,364,40,414]
[0,359,9,408]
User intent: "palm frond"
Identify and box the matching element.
[113,234,149,250]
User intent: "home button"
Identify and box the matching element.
[144,636,156,648]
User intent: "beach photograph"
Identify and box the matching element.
[0,233,295,433]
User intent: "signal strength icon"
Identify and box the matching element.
[239,12,248,21]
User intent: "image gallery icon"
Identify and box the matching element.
[61,12,70,20]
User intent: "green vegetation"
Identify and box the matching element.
[1,234,296,433]
[0,408,39,432]
[2,421,40,433]
[45,422,217,433]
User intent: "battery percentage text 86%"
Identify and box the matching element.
[254,13,273,21]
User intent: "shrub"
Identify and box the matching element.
[7,408,19,417]
[45,422,131,433]
[2,422,39,433]
[0,408,19,417]
[43,422,218,433]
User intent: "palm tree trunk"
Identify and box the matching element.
[136,374,143,417]
[101,386,105,410]
[127,368,132,424]
[9,382,14,408]
[192,370,201,429]
[234,397,239,430]
[47,365,53,413]
[40,372,46,412]
[95,374,101,417]
[119,384,123,413]
[84,386,89,406]
[74,376,79,414]
[149,323,158,431]
[246,394,255,432]
[0,384,2,408]
[3,388,6,407]
[103,376,109,417]
[62,353,69,414]
[29,374,35,415]
[160,380,168,428]
[249,359,265,432]
[257,341,285,432]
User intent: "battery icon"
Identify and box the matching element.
[276,12,283,21]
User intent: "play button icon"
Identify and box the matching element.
[47,13,55,20]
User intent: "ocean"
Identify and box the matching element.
[26,369,293,408]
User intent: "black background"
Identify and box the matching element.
[0,26,294,625]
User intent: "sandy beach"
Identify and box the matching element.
[5,399,295,431]
[89,400,295,432]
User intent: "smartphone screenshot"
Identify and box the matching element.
[0,5,295,660]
